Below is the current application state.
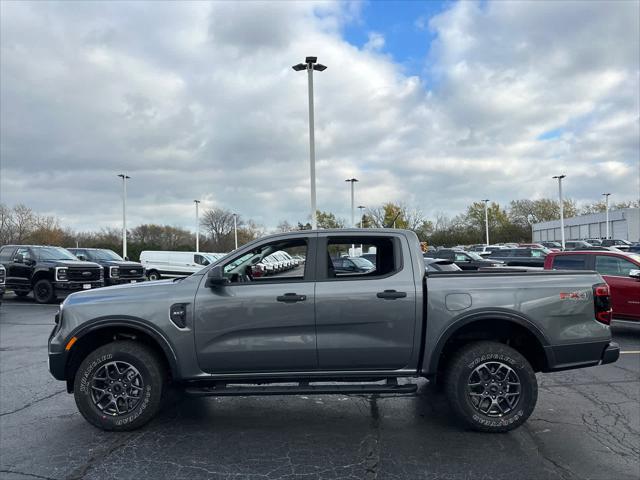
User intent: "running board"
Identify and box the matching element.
[184,381,417,397]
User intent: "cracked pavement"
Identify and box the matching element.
[1,297,638,480]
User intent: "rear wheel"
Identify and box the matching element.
[33,279,56,304]
[445,341,537,433]
[73,341,165,431]
[147,270,161,281]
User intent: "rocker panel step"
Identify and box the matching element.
[184,382,418,397]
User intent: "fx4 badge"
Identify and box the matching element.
[560,291,587,300]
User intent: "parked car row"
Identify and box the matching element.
[0,244,230,303]
[252,251,304,277]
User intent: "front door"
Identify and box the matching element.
[8,247,34,290]
[314,234,417,371]
[194,235,317,373]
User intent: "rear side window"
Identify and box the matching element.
[552,255,587,270]
[325,236,397,280]
[595,256,637,277]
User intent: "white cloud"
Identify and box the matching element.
[0,0,638,233]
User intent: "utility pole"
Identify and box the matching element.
[602,193,611,239]
[117,174,130,259]
[553,175,566,249]
[345,178,359,227]
[482,199,490,245]
[358,205,366,228]
[292,57,327,230]
[194,200,201,252]
[233,213,238,250]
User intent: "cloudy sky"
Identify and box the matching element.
[1,0,638,232]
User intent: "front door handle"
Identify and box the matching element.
[376,290,407,300]
[277,293,307,303]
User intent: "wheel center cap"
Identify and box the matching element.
[489,384,499,394]
[112,383,123,394]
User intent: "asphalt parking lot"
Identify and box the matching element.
[0,294,638,480]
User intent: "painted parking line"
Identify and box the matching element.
[620,351,640,354]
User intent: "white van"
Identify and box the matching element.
[139,251,215,280]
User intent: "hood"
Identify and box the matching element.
[46,260,102,268]
[97,260,143,267]
[63,278,179,306]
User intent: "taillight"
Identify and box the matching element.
[593,283,612,325]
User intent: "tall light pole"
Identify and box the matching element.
[553,175,566,249]
[293,56,327,230]
[358,205,366,228]
[481,199,490,245]
[117,174,130,259]
[345,178,359,227]
[194,200,201,252]
[233,213,238,250]
[602,193,611,239]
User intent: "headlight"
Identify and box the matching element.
[109,266,120,278]
[55,267,68,281]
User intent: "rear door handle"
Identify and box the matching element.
[277,293,307,303]
[376,290,407,300]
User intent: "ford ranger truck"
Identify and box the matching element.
[48,229,619,432]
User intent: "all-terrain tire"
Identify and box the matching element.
[73,341,165,431]
[445,341,537,433]
[33,279,56,304]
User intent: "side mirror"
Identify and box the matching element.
[124,256,130,261]
[205,265,229,287]
[76,254,86,261]
[14,254,24,264]
[629,269,640,280]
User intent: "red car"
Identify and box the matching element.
[544,251,640,322]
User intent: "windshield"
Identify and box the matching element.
[36,247,77,261]
[350,257,374,269]
[89,249,123,261]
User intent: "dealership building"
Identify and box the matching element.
[532,208,640,243]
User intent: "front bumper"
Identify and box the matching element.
[105,276,146,286]
[53,281,104,293]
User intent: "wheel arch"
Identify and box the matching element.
[31,268,54,285]
[64,317,179,392]
[425,311,551,380]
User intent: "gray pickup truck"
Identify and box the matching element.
[48,229,619,433]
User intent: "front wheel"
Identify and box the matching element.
[445,341,537,433]
[33,279,56,304]
[147,270,161,281]
[73,341,165,431]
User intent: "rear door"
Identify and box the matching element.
[314,233,417,371]
[8,247,34,289]
[594,254,640,321]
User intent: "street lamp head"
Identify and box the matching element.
[481,199,490,203]
[194,199,200,204]
[305,56,317,64]
[313,64,327,72]
[552,174,566,180]
[117,174,130,179]
[292,63,307,71]
[345,178,359,183]
[602,193,611,197]
[358,205,366,209]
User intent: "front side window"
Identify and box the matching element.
[326,236,396,279]
[454,252,469,262]
[595,256,637,277]
[15,247,33,262]
[0,246,15,262]
[222,239,308,283]
[194,254,210,266]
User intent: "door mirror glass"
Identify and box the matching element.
[629,269,640,279]
[14,254,24,264]
[76,254,86,261]
[205,265,229,287]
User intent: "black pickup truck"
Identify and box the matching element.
[0,245,103,303]
[487,247,549,267]
[68,248,146,286]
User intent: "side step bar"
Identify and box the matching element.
[184,380,417,397]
